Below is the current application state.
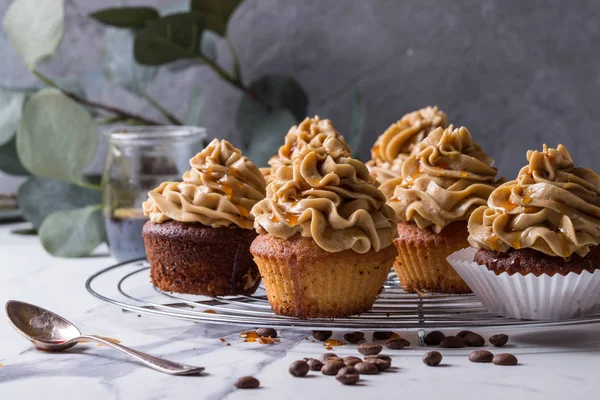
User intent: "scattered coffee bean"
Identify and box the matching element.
[422,351,443,366]
[365,354,392,363]
[440,336,465,348]
[344,332,365,343]
[336,367,360,385]
[386,337,410,349]
[319,352,338,363]
[364,357,391,371]
[493,353,518,366]
[469,350,494,363]
[357,343,383,356]
[354,362,379,375]
[456,330,474,339]
[256,328,277,338]
[343,356,362,366]
[312,330,333,341]
[321,360,345,375]
[489,334,509,347]
[464,333,485,347]
[289,360,310,377]
[373,331,394,340]
[235,376,260,389]
[424,331,445,346]
[306,358,324,371]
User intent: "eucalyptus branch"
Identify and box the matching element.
[226,37,242,82]
[141,91,183,125]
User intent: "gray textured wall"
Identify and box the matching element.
[2,0,600,193]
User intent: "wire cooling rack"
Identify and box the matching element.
[86,259,600,338]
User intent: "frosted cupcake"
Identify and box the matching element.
[367,106,446,184]
[448,144,600,319]
[251,135,398,318]
[142,139,266,296]
[382,125,500,293]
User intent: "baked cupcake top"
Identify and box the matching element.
[143,139,266,229]
[367,106,447,183]
[468,144,600,258]
[252,136,397,253]
[381,125,499,233]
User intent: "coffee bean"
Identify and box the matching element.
[343,356,362,366]
[354,362,379,375]
[234,376,260,389]
[336,367,360,385]
[469,350,494,363]
[306,358,324,371]
[321,360,345,375]
[312,330,333,341]
[344,332,364,343]
[422,351,443,366]
[493,353,518,366]
[364,357,391,371]
[464,333,485,347]
[440,336,465,348]
[456,330,474,339]
[373,331,394,340]
[489,334,509,347]
[289,360,310,377]
[424,331,445,346]
[365,354,392,363]
[357,343,382,356]
[256,328,277,338]
[319,352,338,363]
[386,337,410,349]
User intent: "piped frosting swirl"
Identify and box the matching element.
[143,139,266,229]
[252,136,397,253]
[468,144,600,257]
[382,125,500,233]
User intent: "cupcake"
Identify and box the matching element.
[448,144,600,319]
[367,106,446,184]
[142,139,266,296]
[250,131,398,319]
[382,125,501,293]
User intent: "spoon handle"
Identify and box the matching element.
[75,335,204,375]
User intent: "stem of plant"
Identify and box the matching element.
[141,91,183,125]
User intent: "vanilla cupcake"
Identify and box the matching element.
[448,144,600,319]
[382,125,500,293]
[367,106,447,184]
[250,132,398,319]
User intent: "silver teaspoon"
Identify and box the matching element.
[5,300,204,376]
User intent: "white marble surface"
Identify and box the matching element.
[1,222,600,399]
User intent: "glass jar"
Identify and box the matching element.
[102,126,206,262]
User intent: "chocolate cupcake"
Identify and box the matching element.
[381,125,501,293]
[251,125,398,319]
[142,139,266,296]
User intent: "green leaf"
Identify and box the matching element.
[246,109,297,167]
[134,12,204,65]
[236,74,308,150]
[17,176,101,230]
[39,205,105,257]
[190,0,243,36]
[90,7,160,28]
[11,228,37,235]
[102,27,157,95]
[184,84,205,125]
[0,87,27,146]
[167,30,219,70]
[16,88,98,183]
[0,136,29,176]
[348,88,366,157]
[2,0,65,70]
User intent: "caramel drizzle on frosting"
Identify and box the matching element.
[252,135,397,254]
[367,106,447,184]
[142,139,266,229]
[381,125,500,233]
[468,144,600,257]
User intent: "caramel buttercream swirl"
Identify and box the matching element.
[143,139,266,229]
[381,125,500,233]
[367,106,447,183]
[468,144,600,258]
[252,136,397,253]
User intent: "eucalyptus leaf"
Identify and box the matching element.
[0,136,29,176]
[189,0,243,36]
[2,0,65,70]
[167,30,219,70]
[90,7,160,28]
[11,228,37,235]
[134,12,204,65]
[348,88,366,157]
[17,176,101,230]
[184,84,205,125]
[17,88,98,183]
[246,109,297,167]
[0,87,27,146]
[102,28,157,95]
[39,205,105,257]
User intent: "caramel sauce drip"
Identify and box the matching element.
[236,205,249,218]
[240,331,260,339]
[203,309,217,314]
[324,339,343,347]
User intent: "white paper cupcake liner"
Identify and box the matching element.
[447,248,600,320]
